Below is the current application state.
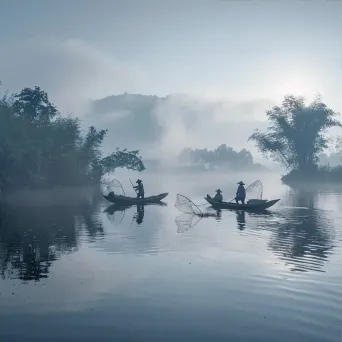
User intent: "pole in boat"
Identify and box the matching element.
[129,178,137,193]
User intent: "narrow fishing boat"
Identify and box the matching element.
[103,192,169,205]
[103,178,168,205]
[204,195,280,210]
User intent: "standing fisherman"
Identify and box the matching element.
[133,179,144,199]
[235,181,246,204]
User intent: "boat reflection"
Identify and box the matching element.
[104,201,167,226]
[235,209,274,230]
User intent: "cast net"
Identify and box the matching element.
[175,214,202,233]
[174,194,203,216]
[246,180,263,200]
[106,179,125,197]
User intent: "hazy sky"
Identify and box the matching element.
[1,0,341,114]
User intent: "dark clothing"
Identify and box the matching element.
[213,193,223,202]
[133,183,144,199]
[235,196,245,204]
[236,184,246,204]
[236,184,246,198]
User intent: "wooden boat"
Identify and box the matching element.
[204,195,280,210]
[103,192,169,205]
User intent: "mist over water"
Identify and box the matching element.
[0,172,341,342]
[1,1,341,340]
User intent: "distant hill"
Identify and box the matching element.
[86,93,161,145]
[82,93,273,162]
[83,93,163,153]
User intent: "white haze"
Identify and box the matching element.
[0,38,149,114]
[150,94,273,166]
[0,37,338,171]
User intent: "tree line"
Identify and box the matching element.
[0,85,145,195]
[1,84,340,195]
[177,144,266,171]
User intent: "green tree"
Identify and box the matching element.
[13,86,58,123]
[248,95,341,172]
[0,85,145,194]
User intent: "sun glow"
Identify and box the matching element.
[273,75,318,101]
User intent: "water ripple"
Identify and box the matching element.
[0,181,341,342]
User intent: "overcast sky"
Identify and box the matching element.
[0,0,341,111]
[0,0,341,164]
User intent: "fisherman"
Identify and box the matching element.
[213,189,223,202]
[235,181,246,204]
[133,179,144,199]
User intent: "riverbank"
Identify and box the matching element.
[281,166,342,186]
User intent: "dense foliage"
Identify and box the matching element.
[177,144,264,171]
[249,95,341,173]
[0,86,145,194]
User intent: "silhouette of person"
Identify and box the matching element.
[236,210,246,230]
[235,181,246,204]
[216,209,222,221]
[136,204,144,224]
[133,179,144,199]
[213,189,223,202]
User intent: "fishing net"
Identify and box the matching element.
[246,180,263,200]
[104,204,126,224]
[106,179,125,196]
[174,194,203,216]
[175,214,202,233]
[106,209,126,225]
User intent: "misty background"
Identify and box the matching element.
[1,0,341,171]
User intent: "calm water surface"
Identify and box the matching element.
[0,173,341,342]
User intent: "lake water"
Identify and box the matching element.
[0,172,341,342]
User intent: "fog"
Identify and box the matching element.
[0,38,280,169]
[83,93,278,166]
[0,0,341,175]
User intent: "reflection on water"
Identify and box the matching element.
[175,208,222,233]
[0,200,103,281]
[236,210,246,230]
[136,204,144,224]
[0,189,338,278]
[266,190,335,273]
[0,180,341,342]
[243,207,334,273]
[104,202,167,227]
[175,214,202,233]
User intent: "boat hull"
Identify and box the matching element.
[204,196,280,210]
[103,192,168,205]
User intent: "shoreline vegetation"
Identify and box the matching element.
[249,94,342,186]
[0,85,145,200]
[1,84,342,201]
[281,165,342,185]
